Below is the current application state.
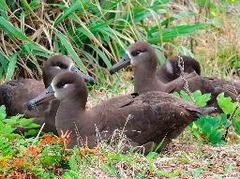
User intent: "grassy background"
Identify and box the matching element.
[0,0,239,88]
[0,0,240,178]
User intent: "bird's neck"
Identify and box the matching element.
[55,97,86,135]
[157,66,176,83]
[133,65,166,93]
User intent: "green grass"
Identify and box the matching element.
[0,110,239,178]
[0,0,209,84]
[0,0,239,178]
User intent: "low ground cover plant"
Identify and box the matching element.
[0,0,239,178]
[0,89,239,177]
[173,90,240,145]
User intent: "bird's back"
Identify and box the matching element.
[0,78,48,118]
[86,91,202,147]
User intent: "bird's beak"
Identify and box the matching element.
[70,65,95,85]
[26,85,55,110]
[109,53,131,74]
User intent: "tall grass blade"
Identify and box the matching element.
[56,31,86,72]
[0,50,8,71]
[21,42,51,58]
[148,23,208,44]
[5,53,18,81]
[0,17,29,41]
[0,50,8,80]
[54,0,88,26]
[0,0,9,17]
[88,44,112,68]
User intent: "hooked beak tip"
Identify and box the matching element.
[87,77,96,85]
[26,101,36,111]
[109,69,115,75]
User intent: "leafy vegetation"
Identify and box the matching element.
[0,0,239,178]
[0,105,39,137]
[217,93,240,135]
[191,115,230,145]
[173,90,240,145]
[0,0,208,82]
[172,90,211,107]
[0,104,180,178]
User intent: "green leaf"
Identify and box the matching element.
[191,116,227,145]
[155,169,180,178]
[54,0,89,26]
[20,0,40,14]
[174,90,192,102]
[148,23,208,44]
[68,155,79,171]
[0,105,7,120]
[21,42,51,58]
[0,124,14,134]
[197,0,208,7]
[171,91,181,98]
[20,0,32,14]
[4,115,19,126]
[0,16,29,41]
[18,118,40,129]
[62,171,79,179]
[0,0,9,18]
[208,129,224,144]
[217,93,237,115]
[219,114,231,128]
[56,31,86,72]
[0,137,13,156]
[232,116,240,135]
[24,129,38,137]
[5,53,18,81]
[40,146,62,167]
[192,90,211,107]
[146,151,158,160]
[0,50,8,71]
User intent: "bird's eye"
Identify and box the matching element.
[131,50,141,57]
[131,49,147,57]
[53,62,68,69]
[56,80,72,88]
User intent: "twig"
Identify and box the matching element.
[117,115,132,152]
[224,102,240,141]
[177,55,195,103]
[74,122,84,147]
[95,123,103,147]
[224,76,240,141]
[33,123,45,144]
[120,114,132,138]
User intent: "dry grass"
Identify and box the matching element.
[158,137,240,178]
[1,1,240,178]
[163,3,240,81]
[193,14,240,80]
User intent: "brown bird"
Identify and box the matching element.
[156,55,240,105]
[110,42,240,109]
[110,41,209,94]
[27,71,215,153]
[0,55,94,134]
[156,55,201,83]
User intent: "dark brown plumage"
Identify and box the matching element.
[0,55,94,134]
[156,56,201,83]
[110,42,209,94]
[27,71,214,153]
[0,77,47,118]
[156,55,240,107]
[110,42,240,110]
